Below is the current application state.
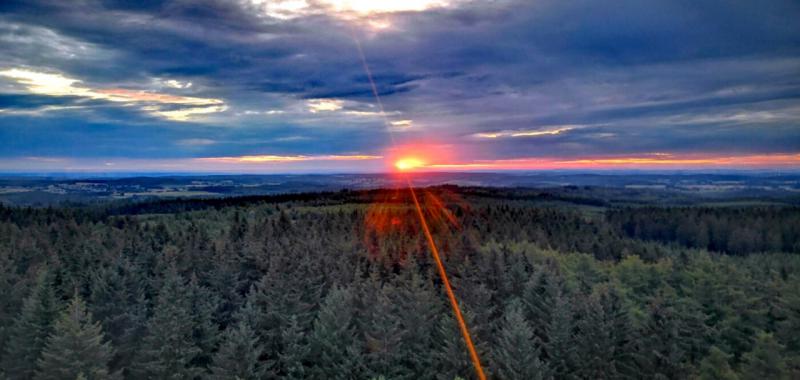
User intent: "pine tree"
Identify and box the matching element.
[34,295,119,380]
[308,286,363,379]
[2,270,60,380]
[698,346,739,380]
[493,300,550,380]
[740,332,788,380]
[208,321,266,380]
[132,267,202,379]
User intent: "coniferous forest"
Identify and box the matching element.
[0,187,798,379]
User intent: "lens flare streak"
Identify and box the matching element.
[407,181,487,380]
[351,27,488,380]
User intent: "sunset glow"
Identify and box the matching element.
[199,154,382,163]
[403,153,800,171]
[1,152,797,173]
[395,157,425,171]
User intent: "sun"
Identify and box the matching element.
[395,157,425,171]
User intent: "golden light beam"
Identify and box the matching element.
[350,27,488,380]
[408,182,488,380]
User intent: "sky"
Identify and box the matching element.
[0,0,798,173]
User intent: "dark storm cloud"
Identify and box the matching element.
[0,0,798,167]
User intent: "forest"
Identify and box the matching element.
[0,186,798,379]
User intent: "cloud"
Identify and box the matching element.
[0,68,224,121]
[160,79,193,89]
[426,153,800,170]
[246,0,462,20]
[0,0,798,170]
[0,104,89,116]
[198,154,382,163]
[0,93,84,109]
[176,138,217,146]
[472,126,580,139]
[247,0,311,20]
[240,109,285,116]
[0,154,385,173]
[389,119,414,131]
[0,69,91,97]
[143,105,228,122]
[321,0,455,14]
[306,98,344,113]
[303,97,396,120]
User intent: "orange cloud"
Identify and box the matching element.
[197,154,382,163]
[94,88,221,105]
[424,153,800,170]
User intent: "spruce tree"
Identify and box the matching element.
[640,288,707,379]
[444,279,494,376]
[522,264,563,346]
[0,244,23,365]
[434,313,472,380]
[34,295,119,380]
[740,332,788,380]
[493,300,550,380]
[132,267,202,379]
[698,346,739,380]
[363,285,405,379]
[279,314,309,380]
[573,284,639,379]
[89,256,148,375]
[545,291,577,379]
[246,257,316,357]
[308,286,363,379]
[393,265,442,380]
[186,274,220,370]
[209,321,266,380]
[2,270,60,380]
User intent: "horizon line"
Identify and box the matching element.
[1,168,800,178]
